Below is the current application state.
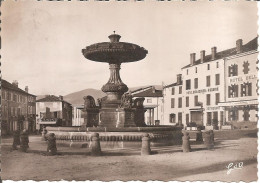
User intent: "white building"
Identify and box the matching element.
[218,38,258,126]
[163,37,258,129]
[131,86,163,125]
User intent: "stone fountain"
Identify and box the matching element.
[81,32,148,128]
[46,33,182,149]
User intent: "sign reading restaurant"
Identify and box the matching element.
[229,74,257,84]
[186,87,219,95]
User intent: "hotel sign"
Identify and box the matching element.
[186,87,219,95]
[229,74,257,84]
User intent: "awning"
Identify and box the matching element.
[38,121,57,124]
[189,108,204,111]
[218,99,258,107]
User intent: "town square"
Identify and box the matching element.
[1,0,259,182]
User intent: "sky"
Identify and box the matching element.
[2,0,258,96]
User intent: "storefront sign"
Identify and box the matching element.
[218,99,258,106]
[229,74,257,84]
[186,87,219,95]
[206,106,220,110]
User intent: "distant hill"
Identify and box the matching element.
[64,88,106,106]
[37,85,163,106]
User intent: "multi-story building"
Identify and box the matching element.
[1,79,36,135]
[131,86,163,125]
[163,74,183,126]
[163,37,258,129]
[36,95,72,130]
[218,38,258,126]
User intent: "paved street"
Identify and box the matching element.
[1,129,257,181]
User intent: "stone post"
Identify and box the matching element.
[12,130,20,150]
[47,133,57,155]
[203,131,213,150]
[91,133,102,156]
[196,128,203,142]
[182,131,191,152]
[141,133,151,155]
[20,130,29,152]
[41,127,47,141]
[209,130,215,148]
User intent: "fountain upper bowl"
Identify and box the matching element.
[82,42,148,63]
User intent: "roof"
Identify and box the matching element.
[163,82,183,89]
[2,79,36,97]
[132,87,163,98]
[36,95,71,105]
[182,37,258,69]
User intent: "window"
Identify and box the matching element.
[171,87,175,95]
[228,109,238,121]
[147,99,152,103]
[187,69,188,75]
[207,64,210,70]
[215,93,220,105]
[179,86,182,94]
[206,76,210,87]
[186,96,189,107]
[243,110,250,121]
[228,64,238,77]
[186,80,191,90]
[207,112,212,125]
[195,67,197,73]
[228,84,239,98]
[186,114,189,125]
[171,98,175,108]
[194,95,199,106]
[194,78,198,89]
[206,94,211,106]
[169,113,176,123]
[178,112,182,125]
[215,74,220,85]
[216,62,219,68]
[2,91,5,100]
[241,82,252,97]
[243,61,250,74]
[178,97,182,108]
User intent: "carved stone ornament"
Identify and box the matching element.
[84,95,97,109]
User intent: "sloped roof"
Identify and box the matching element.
[2,79,36,97]
[132,87,163,98]
[36,95,71,105]
[182,37,258,69]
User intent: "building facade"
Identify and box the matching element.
[131,86,163,125]
[218,38,258,126]
[72,105,84,126]
[36,95,72,130]
[163,37,258,129]
[1,80,36,135]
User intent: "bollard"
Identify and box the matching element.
[182,131,191,152]
[41,127,47,141]
[12,130,20,150]
[196,129,203,142]
[47,133,57,155]
[91,133,102,156]
[141,133,151,155]
[203,131,213,150]
[20,130,29,152]
[209,130,215,148]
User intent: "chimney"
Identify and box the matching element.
[152,86,155,93]
[190,53,196,66]
[12,80,18,87]
[59,95,63,101]
[200,50,205,63]
[25,86,28,93]
[177,74,182,85]
[236,39,243,53]
[211,47,217,60]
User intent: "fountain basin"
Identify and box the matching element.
[46,126,182,149]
